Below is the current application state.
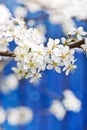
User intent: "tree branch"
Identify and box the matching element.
[0,39,85,57]
[0,51,15,57]
[68,39,85,49]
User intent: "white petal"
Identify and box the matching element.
[47,64,53,70]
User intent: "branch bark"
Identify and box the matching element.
[0,51,15,57]
[0,39,85,57]
[68,39,85,49]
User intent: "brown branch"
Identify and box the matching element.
[68,39,85,49]
[0,39,85,57]
[0,51,15,57]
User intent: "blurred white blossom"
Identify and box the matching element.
[49,100,66,120]
[0,107,6,124]
[14,6,28,18]
[62,90,81,112]
[28,20,36,27]
[0,74,19,94]
[16,0,87,32]
[49,89,81,120]
[7,107,33,125]
[81,38,87,56]
[0,4,12,24]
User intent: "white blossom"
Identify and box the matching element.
[63,60,77,76]
[62,90,81,112]
[0,107,6,124]
[14,6,28,18]
[49,100,66,120]
[68,27,87,40]
[0,74,19,94]
[12,62,25,79]
[46,59,61,73]
[29,71,42,83]
[47,38,60,50]
[49,89,81,120]
[0,4,12,24]
[61,37,74,45]
[81,38,87,56]
[7,107,33,125]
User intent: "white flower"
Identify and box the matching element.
[0,107,6,124]
[62,90,81,112]
[81,38,87,56]
[14,27,46,47]
[53,45,75,63]
[63,60,77,75]
[49,100,66,120]
[0,4,12,24]
[47,38,60,50]
[28,20,36,27]
[33,44,46,57]
[14,6,27,18]
[53,45,68,56]
[61,37,74,45]
[46,59,61,73]
[27,28,46,45]
[12,62,25,79]
[68,27,87,40]
[0,74,19,94]
[7,107,33,125]
[77,27,86,35]
[14,47,29,61]
[13,26,27,45]
[29,71,42,83]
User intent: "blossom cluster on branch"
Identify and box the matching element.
[12,26,87,83]
[0,4,87,83]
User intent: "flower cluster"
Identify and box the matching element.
[11,26,87,83]
[7,107,33,125]
[0,5,87,83]
[0,4,12,54]
[0,4,46,57]
[12,34,76,83]
[0,5,29,52]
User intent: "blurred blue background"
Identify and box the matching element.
[0,0,87,130]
